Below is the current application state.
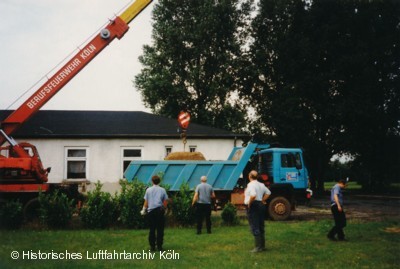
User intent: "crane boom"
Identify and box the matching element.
[0,0,152,146]
[0,0,152,185]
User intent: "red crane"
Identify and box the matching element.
[0,0,152,193]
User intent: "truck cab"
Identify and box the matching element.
[256,148,308,190]
[234,146,309,220]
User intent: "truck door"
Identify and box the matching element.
[278,151,306,189]
[258,152,273,185]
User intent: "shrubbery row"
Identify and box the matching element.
[39,190,74,228]
[0,180,239,229]
[0,199,23,229]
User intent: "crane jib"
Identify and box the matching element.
[1,1,151,139]
[26,44,97,110]
[0,15,130,141]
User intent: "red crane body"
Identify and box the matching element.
[0,0,152,193]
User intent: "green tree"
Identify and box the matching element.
[135,0,252,132]
[330,0,400,191]
[247,0,335,191]
[247,0,400,191]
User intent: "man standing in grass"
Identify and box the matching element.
[244,170,271,252]
[142,175,168,251]
[192,175,215,234]
[327,179,347,241]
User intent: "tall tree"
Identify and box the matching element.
[247,0,335,191]
[333,0,400,190]
[247,0,400,191]
[135,0,252,132]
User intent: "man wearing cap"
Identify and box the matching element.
[192,175,215,234]
[327,179,347,241]
[244,170,271,252]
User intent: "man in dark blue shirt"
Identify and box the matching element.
[327,179,347,241]
[143,175,168,251]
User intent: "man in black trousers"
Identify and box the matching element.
[192,176,215,234]
[142,175,168,251]
[244,170,271,252]
[327,179,347,241]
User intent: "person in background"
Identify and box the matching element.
[327,179,347,241]
[141,175,168,251]
[192,175,215,234]
[244,170,271,252]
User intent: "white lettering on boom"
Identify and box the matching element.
[27,58,82,109]
[80,44,96,60]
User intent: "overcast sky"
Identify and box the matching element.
[0,0,156,112]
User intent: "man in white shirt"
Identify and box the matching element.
[244,170,271,252]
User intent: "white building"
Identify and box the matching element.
[1,110,245,191]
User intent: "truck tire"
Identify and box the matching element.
[268,196,291,221]
[23,198,40,222]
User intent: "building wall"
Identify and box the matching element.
[24,138,241,187]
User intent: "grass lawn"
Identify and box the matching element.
[324,181,400,195]
[0,219,399,269]
[324,181,362,191]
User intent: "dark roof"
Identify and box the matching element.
[0,110,246,139]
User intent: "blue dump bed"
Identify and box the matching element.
[124,143,263,191]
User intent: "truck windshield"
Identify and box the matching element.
[281,153,302,169]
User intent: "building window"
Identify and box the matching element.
[122,148,142,178]
[165,146,172,157]
[189,146,197,153]
[65,148,88,179]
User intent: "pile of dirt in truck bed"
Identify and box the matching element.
[164,152,206,160]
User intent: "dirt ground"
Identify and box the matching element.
[291,192,400,222]
[233,192,400,222]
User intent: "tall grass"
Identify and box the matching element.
[0,219,398,269]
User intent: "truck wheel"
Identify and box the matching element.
[268,197,291,221]
[23,198,40,222]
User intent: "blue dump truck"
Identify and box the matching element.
[124,143,310,221]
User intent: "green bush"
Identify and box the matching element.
[117,180,148,228]
[221,202,239,225]
[80,182,118,229]
[0,200,23,229]
[39,190,74,229]
[170,183,195,226]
